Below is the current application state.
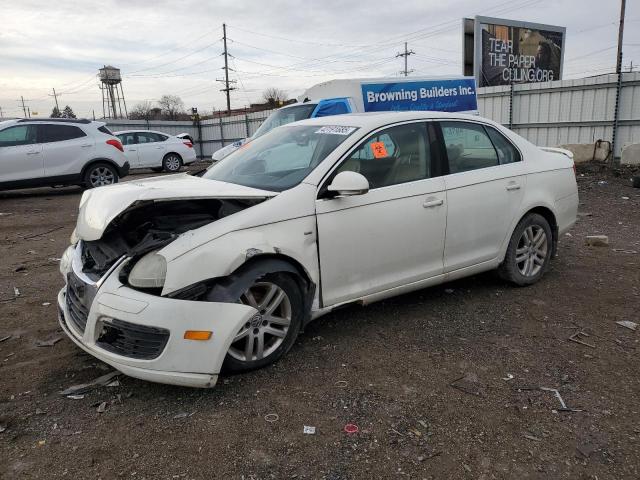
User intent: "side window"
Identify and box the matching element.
[97,125,113,135]
[156,133,168,141]
[485,126,521,164]
[119,133,136,145]
[136,132,158,143]
[336,122,430,189]
[0,125,38,147]
[41,124,86,143]
[440,121,499,173]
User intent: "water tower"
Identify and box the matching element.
[99,65,128,119]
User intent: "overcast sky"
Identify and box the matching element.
[1,0,638,118]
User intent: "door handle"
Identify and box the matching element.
[80,144,92,148]
[423,199,444,208]
[156,146,163,149]
[128,149,136,152]
[506,183,521,191]
[26,151,40,155]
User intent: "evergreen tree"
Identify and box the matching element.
[50,106,62,118]
[61,105,76,119]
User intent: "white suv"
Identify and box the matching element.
[0,118,130,190]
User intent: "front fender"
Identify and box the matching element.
[160,216,319,298]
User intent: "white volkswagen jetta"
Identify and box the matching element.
[58,112,578,388]
[114,130,197,172]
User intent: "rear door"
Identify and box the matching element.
[40,124,92,178]
[117,132,140,167]
[438,120,525,272]
[136,132,167,167]
[0,124,43,182]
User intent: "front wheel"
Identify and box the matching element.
[84,162,119,188]
[499,213,553,286]
[162,153,182,173]
[222,273,303,373]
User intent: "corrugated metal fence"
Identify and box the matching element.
[104,73,640,159]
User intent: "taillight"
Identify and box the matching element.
[183,141,193,148]
[106,139,124,152]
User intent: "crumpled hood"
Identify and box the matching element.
[76,174,277,241]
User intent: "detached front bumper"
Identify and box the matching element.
[57,253,256,388]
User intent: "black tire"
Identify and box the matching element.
[151,167,163,173]
[162,153,183,173]
[83,162,119,189]
[222,272,304,374]
[498,213,553,286]
[632,176,640,188]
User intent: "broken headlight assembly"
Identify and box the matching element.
[127,251,167,289]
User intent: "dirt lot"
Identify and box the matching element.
[0,166,639,479]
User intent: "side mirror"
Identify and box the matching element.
[327,171,369,197]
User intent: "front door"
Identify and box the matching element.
[316,121,447,306]
[438,120,526,272]
[135,132,166,167]
[0,124,43,182]
[118,132,140,167]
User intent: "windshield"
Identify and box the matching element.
[252,104,317,139]
[202,124,357,192]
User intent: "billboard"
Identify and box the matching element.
[463,16,565,88]
[360,78,478,113]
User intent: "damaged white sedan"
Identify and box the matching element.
[58,112,578,387]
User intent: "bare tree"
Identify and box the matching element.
[262,87,287,107]
[128,100,156,120]
[158,95,185,120]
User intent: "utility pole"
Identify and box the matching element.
[20,96,27,117]
[0,106,3,118]
[217,23,236,114]
[615,0,626,74]
[50,88,60,110]
[611,0,626,165]
[396,42,415,77]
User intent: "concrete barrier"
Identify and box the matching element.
[558,143,609,164]
[621,144,640,166]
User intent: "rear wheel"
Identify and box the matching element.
[162,153,182,173]
[84,162,119,188]
[223,273,303,373]
[499,213,553,286]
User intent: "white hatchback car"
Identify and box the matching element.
[0,119,129,190]
[114,130,197,172]
[58,112,578,388]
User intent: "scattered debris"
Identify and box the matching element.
[48,257,61,262]
[576,212,592,218]
[616,320,637,331]
[106,380,121,388]
[621,196,630,200]
[173,412,191,419]
[597,180,608,185]
[0,335,11,343]
[502,373,514,381]
[334,380,348,388]
[450,372,484,397]
[264,413,279,423]
[96,402,108,413]
[42,302,51,306]
[36,336,63,347]
[303,425,316,435]
[444,288,454,294]
[66,394,85,400]
[523,433,542,441]
[14,265,27,272]
[519,386,583,413]
[35,408,44,415]
[22,225,64,240]
[612,248,638,254]
[13,287,20,297]
[585,235,609,247]
[344,423,359,434]
[60,371,120,396]
[568,331,596,349]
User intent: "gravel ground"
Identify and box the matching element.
[0,165,639,479]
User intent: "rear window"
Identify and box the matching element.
[40,124,86,143]
[98,125,113,135]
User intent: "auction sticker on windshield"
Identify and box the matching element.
[315,126,357,135]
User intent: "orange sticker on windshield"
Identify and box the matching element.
[370,141,388,159]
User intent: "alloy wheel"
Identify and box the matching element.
[165,155,181,171]
[515,225,548,277]
[228,282,292,362]
[89,166,115,187]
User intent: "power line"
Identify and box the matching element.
[396,42,415,76]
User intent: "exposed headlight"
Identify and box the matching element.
[60,245,74,279]
[128,251,167,288]
[70,228,79,246]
